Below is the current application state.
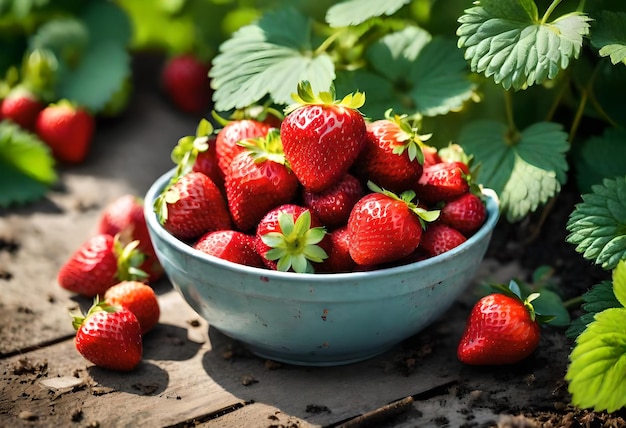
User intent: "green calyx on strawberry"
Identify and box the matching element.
[367,181,440,226]
[115,238,149,282]
[383,108,430,164]
[284,80,365,115]
[171,118,214,177]
[237,128,286,166]
[72,298,119,331]
[260,210,328,274]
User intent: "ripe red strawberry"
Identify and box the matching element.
[422,145,442,168]
[225,129,299,232]
[302,173,363,229]
[194,230,264,268]
[104,281,160,334]
[354,113,428,193]
[318,226,356,273]
[347,183,439,266]
[457,292,541,365]
[214,118,272,176]
[73,300,143,371]
[161,54,212,114]
[193,135,224,188]
[440,193,487,236]
[280,81,366,193]
[58,234,147,297]
[35,100,95,163]
[414,161,470,204]
[96,194,163,282]
[155,171,232,241]
[0,86,44,130]
[255,204,328,273]
[420,223,467,257]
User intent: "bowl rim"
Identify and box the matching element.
[144,168,500,283]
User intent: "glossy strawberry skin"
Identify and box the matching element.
[457,293,541,365]
[215,120,272,176]
[225,151,299,232]
[163,172,232,241]
[318,226,356,273]
[161,54,212,114]
[194,230,264,268]
[35,103,95,163]
[440,193,487,236]
[104,281,160,335]
[302,173,363,229]
[58,234,119,297]
[420,223,467,257]
[281,104,366,193]
[355,120,423,193]
[192,136,224,190]
[414,161,469,204]
[97,194,163,282]
[1,88,44,130]
[75,307,143,371]
[347,193,423,266]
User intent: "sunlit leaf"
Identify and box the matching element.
[590,11,626,65]
[457,1,591,90]
[566,308,626,412]
[613,260,626,308]
[210,7,335,111]
[574,128,626,193]
[566,175,626,270]
[459,120,569,221]
[566,281,621,339]
[325,0,411,27]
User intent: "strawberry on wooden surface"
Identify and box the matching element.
[347,183,439,266]
[73,300,143,371]
[194,230,264,268]
[35,100,95,163]
[457,288,543,366]
[302,173,363,229]
[280,81,366,193]
[354,111,428,193]
[58,234,147,297]
[225,129,299,232]
[0,86,44,130]
[104,281,160,335]
[255,204,328,273]
[161,54,213,114]
[214,118,273,177]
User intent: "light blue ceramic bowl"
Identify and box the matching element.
[144,169,500,366]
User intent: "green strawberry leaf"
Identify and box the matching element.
[0,121,57,207]
[566,175,626,270]
[590,11,626,66]
[325,0,411,27]
[457,0,592,90]
[612,259,626,308]
[573,128,626,194]
[80,0,132,47]
[566,307,626,413]
[566,280,622,339]
[210,7,335,111]
[28,17,89,65]
[458,120,569,222]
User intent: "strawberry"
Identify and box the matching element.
[280,81,367,193]
[0,86,44,130]
[193,135,224,189]
[255,204,328,273]
[440,192,487,236]
[347,183,440,266]
[72,300,143,371]
[318,226,356,273]
[96,194,163,282]
[161,54,212,114]
[35,100,95,163]
[104,281,160,335]
[58,234,147,297]
[420,223,467,257]
[457,290,542,365]
[155,171,232,241]
[194,230,264,268]
[225,129,299,232]
[414,161,470,204]
[302,173,363,229]
[422,144,442,168]
[354,112,428,193]
[214,118,272,176]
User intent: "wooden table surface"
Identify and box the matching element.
[0,67,573,428]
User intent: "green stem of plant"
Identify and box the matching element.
[314,29,345,56]
[563,295,584,310]
[504,90,517,133]
[541,0,563,24]
[576,0,586,13]
[568,60,602,142]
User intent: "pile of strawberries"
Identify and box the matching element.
[58,194,163,371]
[155,81,488,274]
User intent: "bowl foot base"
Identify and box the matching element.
[245,345,396,367]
